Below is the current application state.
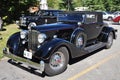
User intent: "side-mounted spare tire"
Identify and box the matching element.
[44,47,69,76]
[73,32,87,49]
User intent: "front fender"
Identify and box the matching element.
[7,32,20,54]
[34,38,72,60]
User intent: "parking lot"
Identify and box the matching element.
[0,21,120,80]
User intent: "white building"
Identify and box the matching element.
[40,0,48,10]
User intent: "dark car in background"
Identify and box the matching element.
[18,10,62,29]
[4,11,117,76]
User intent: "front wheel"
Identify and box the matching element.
[44,47,69,76]
[105,32,113,49]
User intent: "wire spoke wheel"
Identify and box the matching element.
[50,52,65,70]
[76,35,84,48]
[74,32,86,49]
[44,47,69,76]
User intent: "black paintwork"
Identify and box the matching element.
[19,10,62,29]
[7,11,117,63]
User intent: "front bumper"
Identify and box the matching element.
[3,48,45,73]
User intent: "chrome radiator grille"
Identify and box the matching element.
[28,30,40,52]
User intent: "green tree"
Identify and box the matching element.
[0,0,38,24]
[48,0,62,9]
[112,0,120,11]
[60,0,74,11]
[103,0,114,11]
[72,0,82,7]
[85,0,105,11]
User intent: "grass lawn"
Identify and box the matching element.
[0,24,20,59]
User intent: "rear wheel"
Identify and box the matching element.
[44,47,69,76]
[105,32,113,49]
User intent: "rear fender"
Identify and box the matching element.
[98,27,116,42]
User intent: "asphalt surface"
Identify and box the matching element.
[0,21,120,80]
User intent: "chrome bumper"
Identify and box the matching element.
[3,48,45,73]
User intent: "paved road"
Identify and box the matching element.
[0,22,120,80]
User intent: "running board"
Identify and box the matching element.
[84,42,106,53]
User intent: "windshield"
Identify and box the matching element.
[57,13,84,22]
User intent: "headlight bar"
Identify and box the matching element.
[20,30,28,39]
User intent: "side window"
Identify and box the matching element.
[85,14,97,23]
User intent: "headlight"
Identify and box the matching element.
[38,33,47,43]
[28,22,36,27]
[20,30,28,39]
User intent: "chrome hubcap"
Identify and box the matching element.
[50,52,65,70]
[76,36,84,47]
[108,33,113,46]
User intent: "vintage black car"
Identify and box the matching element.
[18,10,62,29]
[3,11,117,76]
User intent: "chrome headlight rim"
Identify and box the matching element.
[38,33,47,43]
[20,30,28,39]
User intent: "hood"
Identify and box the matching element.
[31,22,77,32]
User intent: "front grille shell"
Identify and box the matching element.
[28,30,40,52]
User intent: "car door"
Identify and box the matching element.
[81,13,103,40]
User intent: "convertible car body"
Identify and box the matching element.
[4,11,117,76]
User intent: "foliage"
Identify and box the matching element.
[0,0,38,24]
[85,0,120,11]
[72,0,82,7]
[0,24,20,59]
[48,0,62,9]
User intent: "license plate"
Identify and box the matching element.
[23,50,32,59]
